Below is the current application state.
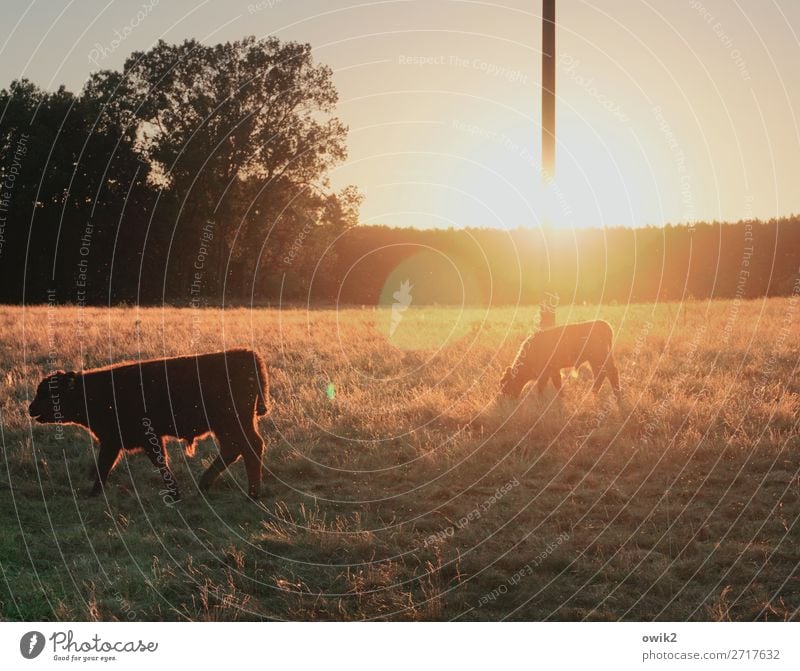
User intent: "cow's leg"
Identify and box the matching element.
[605,355,623,401]
[210,426,265,499]
[536,375,549,395]
[89,442,122,497]
[513,376,531,398]
[240,428,266,500]
[551,369,562,394]
[198,444,240,494]
[145,441,180,502]
[591,360,608,394]
[237,423,266,499]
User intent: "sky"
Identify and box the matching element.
[1,0,799,230]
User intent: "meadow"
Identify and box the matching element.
[0,299,798,621]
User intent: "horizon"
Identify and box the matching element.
[327,213,800,231]
[2,0,799,230]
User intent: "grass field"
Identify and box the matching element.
[1,300,798,621]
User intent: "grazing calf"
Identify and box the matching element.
[499,320,621,400]
[28,349,269,501]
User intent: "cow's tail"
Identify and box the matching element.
[600,320,623,401]
[603,320,614,353]
[600,320,615,361]
[254,353,270,416]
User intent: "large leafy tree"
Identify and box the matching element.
[1,37,358,304]
[110,36,354,299]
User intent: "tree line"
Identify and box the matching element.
[322,219,800,306]
[1,36,797,307]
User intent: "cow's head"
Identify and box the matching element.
[498,365,526,398]
[29,371,82,424]
[498,335,543,398]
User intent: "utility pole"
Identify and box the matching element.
[540,0,558,329]
[542,0,556,182]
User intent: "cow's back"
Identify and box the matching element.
[80,349,263,444]
[534,320,611,368]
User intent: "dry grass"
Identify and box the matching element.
[1,300,798,621]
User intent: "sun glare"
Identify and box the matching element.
[451,110,657,232]
[550,114,655,229]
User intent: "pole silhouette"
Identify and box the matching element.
[542,0,556,182]
[540,0,558,329]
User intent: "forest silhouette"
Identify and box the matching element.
[1,36,797,307]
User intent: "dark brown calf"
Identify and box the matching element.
[28,349,269,501]
[499,320,621,400]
